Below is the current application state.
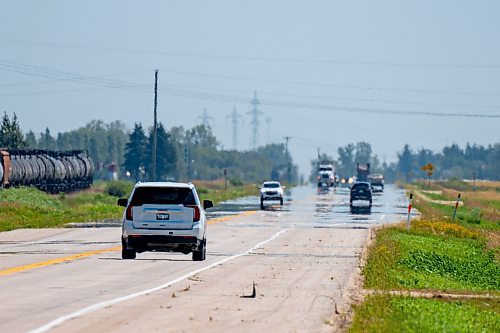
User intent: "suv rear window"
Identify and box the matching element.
[131,187,196,205]
[352,183,370,191]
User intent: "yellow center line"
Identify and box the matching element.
[0,246,121,277]
[0,210,258,277]
[208,210,257,225]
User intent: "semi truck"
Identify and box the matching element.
[317,163,337,187]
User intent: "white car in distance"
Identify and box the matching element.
[260,181,284,208]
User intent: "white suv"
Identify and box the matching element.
[118,182,213,261]
[260,181,284,208]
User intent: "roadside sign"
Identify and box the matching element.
[406,193,413,231]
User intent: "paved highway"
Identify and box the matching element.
[0,185,411,333]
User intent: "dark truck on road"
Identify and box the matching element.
[350,181,372,211]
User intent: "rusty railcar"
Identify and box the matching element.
[0,149,94,193]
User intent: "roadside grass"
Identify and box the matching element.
[411,180,499,231]
[0,187,123,232]
[0,180,259,232]
[363,222,499,292]
[193,179,258,204]
[349,294,499,333]
[352,180,500,331]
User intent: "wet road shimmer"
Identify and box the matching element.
[208,184,412,229]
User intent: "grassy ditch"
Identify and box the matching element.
[363,221,498,292]
[350,294,499,333]
[0,187,123,232]
[0,180,259,232]
[350,180,500,332]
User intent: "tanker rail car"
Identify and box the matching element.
[0,149,94,193]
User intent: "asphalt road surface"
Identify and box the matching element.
[0,185,412,333]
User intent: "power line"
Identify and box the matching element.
[1,59,498,118]
[0,69,152,87]
[2,58,499,99]
[4,78,500,111]
[156,68,500,97]
[2,39,500,69]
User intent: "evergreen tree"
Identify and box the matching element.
[25,130,37,149]
[123,123,148,181]
[398,144,414,181]
[38,127,57,150]
[0,112,26,149]
[146,123,177,181]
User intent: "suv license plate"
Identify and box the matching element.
[156,213,170,220]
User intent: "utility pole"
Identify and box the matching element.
[284,136,291,156]
[247,91,263,150]
[226,106,243,150]
[284,136,291,183]
[152,69,158,181]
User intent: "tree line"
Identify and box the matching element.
[0,112,298,184]
[310,141,500,182]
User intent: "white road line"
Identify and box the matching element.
[29,228,289,333]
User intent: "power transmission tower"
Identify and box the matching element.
[226,106,243,150]
[152,69,158,181]
[247,91,263,150]
[197,107,214,128]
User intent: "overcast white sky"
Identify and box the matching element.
[1,0,499,175]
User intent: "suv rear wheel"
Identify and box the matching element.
[192,238,206,261]
[122,248,136,259]
[121,237,136,259]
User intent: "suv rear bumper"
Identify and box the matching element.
[261,195,283,201]
[123,235,202,254]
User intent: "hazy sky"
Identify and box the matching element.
[1,1,499,175]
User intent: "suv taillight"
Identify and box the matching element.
[184,205,200,222]
[126,205,134,221]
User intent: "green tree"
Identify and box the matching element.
[354,141,372,164]
[123,123,148,181]
[337,143,356,177]
[146,123,177,181]
[38,127,57,150]
[398,144,414,181]
[0,112,26,149]
[186,124,218,148]
[24,130,37,149]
